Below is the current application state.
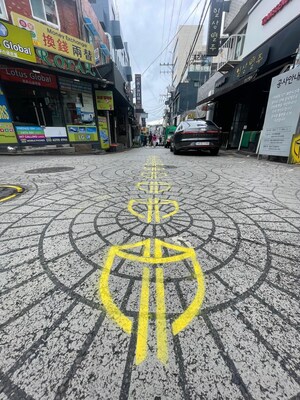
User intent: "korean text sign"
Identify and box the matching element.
[11,12,95,65]
[259,70,300,157]
[206,0,223,56]
[95,91,114,111]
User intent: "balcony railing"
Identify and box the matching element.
[217,34,245,72]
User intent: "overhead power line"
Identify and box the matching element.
[164,0,176,63]
[178,0,211,83]
[141,0,204,77]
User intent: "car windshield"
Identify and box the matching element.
[183,120,219,130]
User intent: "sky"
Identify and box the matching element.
[116,0,209,123]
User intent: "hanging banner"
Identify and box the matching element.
[0,85,18,144]
[206,0,224,56]
[11,12,95,65]
[135,74,142,108]
[67,125,98,142]
[95,90,114,110]
[259,69,300,158]
[0,20,36,63]
[98,116,110,149]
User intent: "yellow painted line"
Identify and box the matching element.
[0,193,17,203]
[0,185,24,203]
[128,199,179,223]
[159,199,179,222]
[136,182,171,194]
[154,199,161,223]
[115,238,193,264]
[136,267,150,365]
[172,255,205,335]
[147,199,154,224]
[156,268,168,364]
[128,199,146,221]
[0,185,24,193]
[99,247,133,334]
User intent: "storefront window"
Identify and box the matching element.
[59,77,95,125]
[3,84,64,127]
[30,0,59,27]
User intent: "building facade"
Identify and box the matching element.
[167,25,210,125]
[0,0,134,151]
[197,0,300,151]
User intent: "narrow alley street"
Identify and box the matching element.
[0,148,299,399]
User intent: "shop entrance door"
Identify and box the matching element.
[3,84,64,127]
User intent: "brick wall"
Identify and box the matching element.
[5,0,31,21]
[81,0,109,47]
[5,0,80,38]
[57,0,80,38]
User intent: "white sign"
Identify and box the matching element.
[44,127,67,139]
[259,69,300,157]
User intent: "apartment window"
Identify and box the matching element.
[30,0,59,27]
[235,25,247,59]
[0,0,8,20]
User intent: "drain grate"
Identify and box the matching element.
[25,167,75,174]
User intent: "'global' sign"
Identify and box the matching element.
[0,21,36,63]
[2,40,33,55]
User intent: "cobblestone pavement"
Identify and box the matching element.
[0,148,299,400]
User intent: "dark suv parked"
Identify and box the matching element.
[170,120,222,155]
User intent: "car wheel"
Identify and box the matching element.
[170,145,173,152]
[173,147,179,155]
[210,148,219,156]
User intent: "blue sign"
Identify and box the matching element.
[0,85,12,123]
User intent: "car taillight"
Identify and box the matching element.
[206,130,218,134]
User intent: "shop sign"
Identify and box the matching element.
[67,125,98,142]
[0,84,18,144]
[0,85,12,123]
[206,0,223,56]
[15,126,46,144]
[0,122,17,144]
[11,12,95,65]
[135,74,142,108]
[259,69,300,158]
[262,0,290,25]
[98,116,110,149]
[36,48,96,76]
[0,66,57,89]
[95,90,114,110]
[0,21,36,63]
[44,127,68,143]
[235,48,269,79]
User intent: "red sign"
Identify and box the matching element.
[0,67,58,88]
[262,0,290,25]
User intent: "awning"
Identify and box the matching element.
[83,17,99,37]
[198,15,300,105]
[100,44,110,57]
